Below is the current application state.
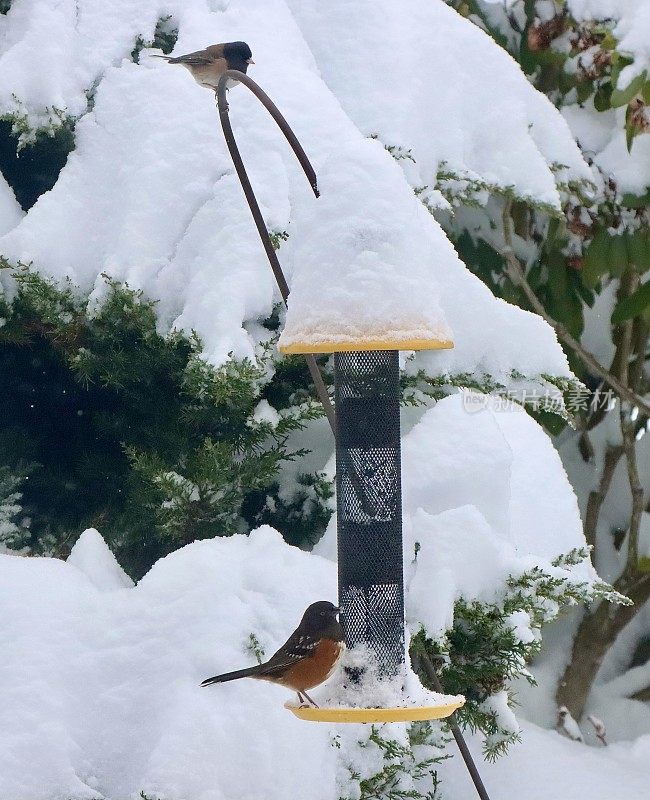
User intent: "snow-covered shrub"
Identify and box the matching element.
[336,723,449,800]
[0,266,330,574]
[412,549,627,758]
[0,464,28,552]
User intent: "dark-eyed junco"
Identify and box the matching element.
[154,41,254,89]
[201,601,345,707]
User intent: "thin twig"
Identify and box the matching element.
[618,571,650,602]
[501,197,650,418]
[616,272,647,575]
[584,443,624,549]
[630,319,649,395]
[620,403,643,571]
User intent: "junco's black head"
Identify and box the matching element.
[224,41,254,73]
[299,601,343,639]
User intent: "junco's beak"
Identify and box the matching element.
[247,58,255,64]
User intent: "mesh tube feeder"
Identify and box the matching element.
[216,70,462,725]
[283,351,462,725]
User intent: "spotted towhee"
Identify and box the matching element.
[201,601,345,706]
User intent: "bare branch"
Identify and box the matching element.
[584,443,624,549]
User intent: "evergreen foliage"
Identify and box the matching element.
[131,16,179,63]
[410,549,626,758]
[0,110,74,210]
[0,463,29,551]
[0,265,330,576]
[338,723,449,800]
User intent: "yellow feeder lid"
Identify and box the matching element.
[285,696,464,723]
[279,336,454,355]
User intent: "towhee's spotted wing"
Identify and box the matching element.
[201,601,345,706]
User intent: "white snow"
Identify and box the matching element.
[562,98,650,195]
[596,128,650,195]
[0,527,339,800]
[251,398,280,427]
[278,137,453,350]
[439,719,650,800]
[67,527,134,591]
[0,0,580,381]
[404,395,594,634]
[288,0,593,208]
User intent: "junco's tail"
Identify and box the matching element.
[201,665,263,686]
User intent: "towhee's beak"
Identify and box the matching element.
[247,58,255,64]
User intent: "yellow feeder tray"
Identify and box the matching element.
[279,337,454,355]
[285,697,465,723]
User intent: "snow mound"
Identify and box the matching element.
[439,719,650,800]
[67,527,134,591]
[0,527,339,800]
[288,0,592,208]
[404,394,593,636]
[279,137,452,350]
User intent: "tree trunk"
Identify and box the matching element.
[556,575,650,720]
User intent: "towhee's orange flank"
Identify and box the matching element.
[201,601,345,707]
[153,41,254,90]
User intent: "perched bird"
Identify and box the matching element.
[201,601,345,707]
[153,41,254,90]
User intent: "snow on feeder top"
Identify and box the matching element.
[277,138,454,355]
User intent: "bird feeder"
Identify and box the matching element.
[216,69,464,724]
[280,342,462,723]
